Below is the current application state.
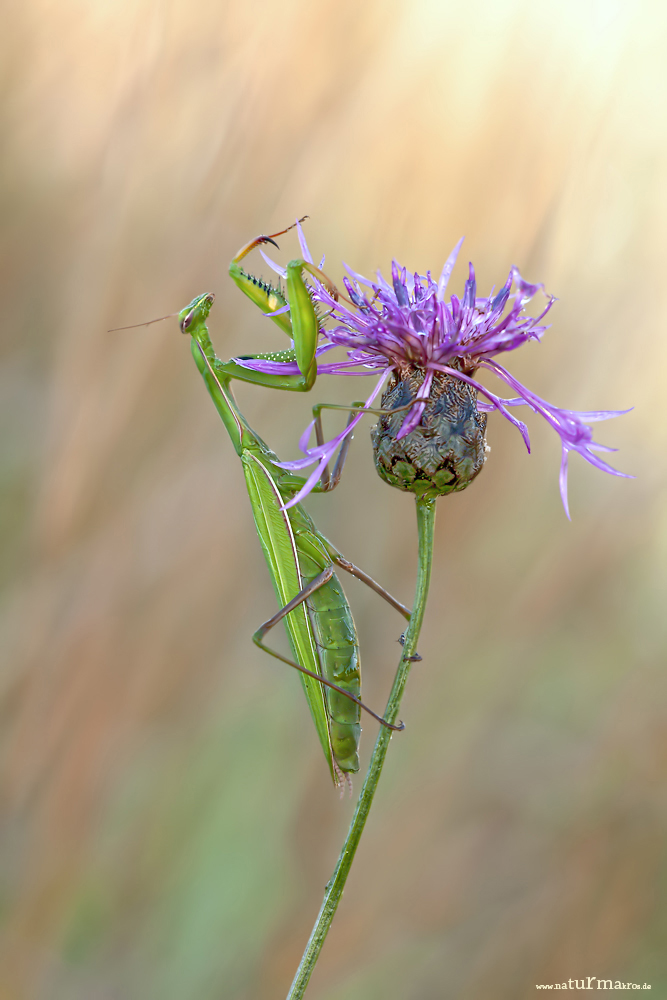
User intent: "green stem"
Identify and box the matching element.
[286,497,437,1000]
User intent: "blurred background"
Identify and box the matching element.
[1,0,666,997]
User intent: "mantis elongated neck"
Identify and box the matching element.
[190,327,251,457]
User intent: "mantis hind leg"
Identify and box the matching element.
[328,551,424,661]
[327,551,411,621]
[252,568,404,733]
[327,548,421,660]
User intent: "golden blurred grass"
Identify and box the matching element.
[1,0,666,997]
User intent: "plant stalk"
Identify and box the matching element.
[286,497,437,999]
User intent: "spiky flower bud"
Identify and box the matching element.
[371,366,487,500]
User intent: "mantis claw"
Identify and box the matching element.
[258,235,280,250]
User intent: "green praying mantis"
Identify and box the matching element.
[177,222,415,786]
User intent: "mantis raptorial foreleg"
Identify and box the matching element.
[221,217,340,392]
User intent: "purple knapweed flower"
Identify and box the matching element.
[235,222,631,516]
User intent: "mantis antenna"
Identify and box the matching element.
[108,311,180,332]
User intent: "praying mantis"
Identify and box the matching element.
[179,224,412,785]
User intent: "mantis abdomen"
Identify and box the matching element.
[290,512,362,776]
[303,565,361,774]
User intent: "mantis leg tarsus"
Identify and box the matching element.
[253,569,404,733]
[398,631,422,662]
[232,217,309,265]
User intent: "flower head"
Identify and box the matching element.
[236,222,631,515]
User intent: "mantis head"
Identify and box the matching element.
[179,293,215,335]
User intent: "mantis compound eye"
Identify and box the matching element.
[180,309,195,333]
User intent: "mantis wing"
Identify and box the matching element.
[242,452,334,780]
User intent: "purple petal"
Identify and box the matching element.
[276,454,320,471]
[437,238,464,301]
[233,343,336,375]
[235,357,301,375]
[481,359,634,508]
[510,266,545,304]
[298,418,317,455]
[588,443,618,454]
[283,456,330,507]
[584,452,632,478]
[259,249,287,278]
[397,369,434,439]
[559,448,571,521]
[342,277,367,309]
[263,302,291,317]
[296,218,313,264]
[317,360,387,375]
[342,262,375,288]
[483,360,627,438]
[570,408,634,422]
[490,278,512,314]
[392,261,410,307]
[462,263,476,310]
[374,269,393,294]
